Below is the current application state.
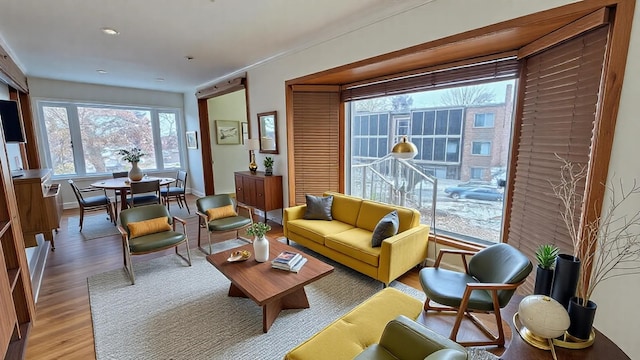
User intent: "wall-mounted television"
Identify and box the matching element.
[0,99,26,143]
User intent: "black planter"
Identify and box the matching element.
[567,297,597,340]
[550,254,581,309]
[265,168,273,176]
[533,266,554,296]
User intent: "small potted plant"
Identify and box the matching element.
[264,157,274,176]
[247,222,272,262]
[534,244,558,296]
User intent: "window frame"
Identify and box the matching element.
[471,141,491,156]
[36,99,185,178]
[473,113,495,128]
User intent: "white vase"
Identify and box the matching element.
[253,236,269,262]
[128,161,143,181]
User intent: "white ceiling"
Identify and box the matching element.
[0,0,431,93]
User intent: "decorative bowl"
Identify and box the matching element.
[227,250,251,262]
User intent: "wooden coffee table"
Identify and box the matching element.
[206,239,334,332]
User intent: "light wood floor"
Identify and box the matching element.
[23,194,424,359]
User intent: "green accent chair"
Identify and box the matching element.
[117,204,191,285]
[419,243,532,347]
[355,316,468,360]
[196,194,253,254]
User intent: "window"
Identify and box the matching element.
[38,101,183,176]
[474,113,495,127]
[470,167,484,179]
[347,80,515,244]
[471,141,491,156]
[353,113,389,159]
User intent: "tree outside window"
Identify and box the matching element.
[40,101,182,176]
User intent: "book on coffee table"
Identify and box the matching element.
[272,255,307,273]
[272,251,302,267]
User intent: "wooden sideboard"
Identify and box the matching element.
[13,169,62,249]
[234,171,283,223]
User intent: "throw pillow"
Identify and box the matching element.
[371,210,399,247]
[127,217,172,238]
[206,205,237,220]
[303,194,333,220]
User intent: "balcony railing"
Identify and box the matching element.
[351,154,437,233]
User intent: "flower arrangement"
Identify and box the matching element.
[117,147,146,163]
[246,222,271,238]
[551,155,640,303]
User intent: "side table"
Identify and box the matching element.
[501,294,630,359]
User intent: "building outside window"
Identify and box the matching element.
[470,167,485,179]
[38,101,183,177]
[348,81,514,244]
[471,141,491,156]
[474,113,495,127]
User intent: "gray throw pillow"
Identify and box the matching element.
[303,194,334,220]
[371,210,399,247]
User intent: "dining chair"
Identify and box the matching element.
[161,170,189,213]
[419,243,532,347]
[117,204,191,284]
[127,180,161,207]
[112,171,129,219]
[196,194,253,254]
[68,179,115,230]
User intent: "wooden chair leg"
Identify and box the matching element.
[79,208,85,231]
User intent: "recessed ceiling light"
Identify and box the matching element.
[185,56,195,61]
[101,27,120,35]
[155,77,165,82]
[97,69,107,74]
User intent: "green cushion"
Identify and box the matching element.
[196,194,234,213]
[420,268,495,311]
[128,231,186,253]
[207,216,251,231]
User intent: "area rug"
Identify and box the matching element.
[88,239,497,360]
[166,203,197,219]
[67,214,119,240]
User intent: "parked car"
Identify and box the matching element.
[454,181,493,188]
[445,187,503,201]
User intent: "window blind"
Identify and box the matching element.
[291,89,341,205]
[341,58,519,102]
[507,26,609,293]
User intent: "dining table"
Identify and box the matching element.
[90,176,175,212]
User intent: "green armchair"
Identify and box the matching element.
[419,243,532,347]
[117,204,192,285]
[355,316,467,360]
[196,194,253,254]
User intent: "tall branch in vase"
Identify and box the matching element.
[551,155,640,304]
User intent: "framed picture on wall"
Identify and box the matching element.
[215,120,241,145]
[241,122,249,144]
[186,131,198,149]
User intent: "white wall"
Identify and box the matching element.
[190,0,640,356]
[207,90,248,194]
[183,91,204,196]
[28,77,186,208]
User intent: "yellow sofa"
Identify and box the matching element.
[283,192,430,286]
[284,287,424,360]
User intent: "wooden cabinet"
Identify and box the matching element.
[234,171,283,222]
[0,134,36,358]
[13,169,62,249]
